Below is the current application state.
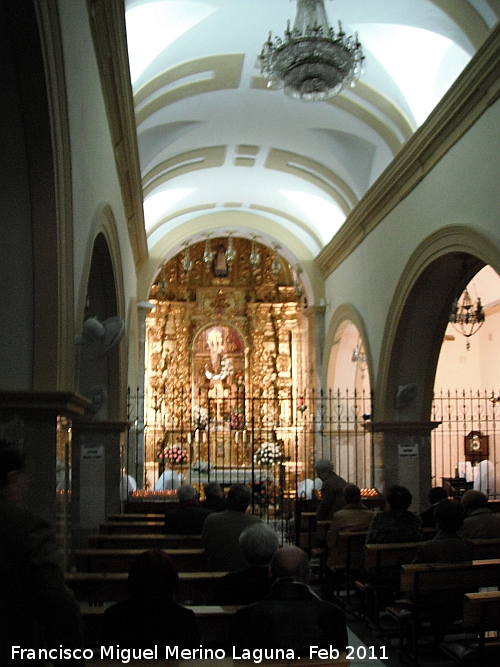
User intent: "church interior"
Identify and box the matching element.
[2,0,500,664]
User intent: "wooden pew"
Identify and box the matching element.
[387,559,500,664]
[80,604,240,649]
[74,548,207,573]
[444,591,500,664]
[89,533,202,549]
[326,531,368,606]
[66,571,228,605]
[99,521,165,534]
[107,513,164,521]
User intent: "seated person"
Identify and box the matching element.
[103,549,200,647]
[202,483,261,571]
[164,484,213,534]
[210,523,279,605]
[323,484,375,599]
[230,545,348,655]
[460,489,500,538]
[419,486,447,528]
[366,485,423,544]
[200,482,226,512]
[413,498,473,563]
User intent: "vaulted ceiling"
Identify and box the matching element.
[125,0,499,299]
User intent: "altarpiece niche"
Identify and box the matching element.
[143,237,313,492]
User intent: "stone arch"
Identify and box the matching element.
[375,225,499,423]
[76,207,126,422]
[323,303,372,394]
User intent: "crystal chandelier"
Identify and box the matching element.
[258,0,364,102]
[449,287,485,350]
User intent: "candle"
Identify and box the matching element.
[203,432,207,443]
[195,429,200,443]
[235,431,239,444]
[242,430,247,444]
[187,433,192,444]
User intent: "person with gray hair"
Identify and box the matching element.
[230,544,348,654]
[163,484,213,535]
[314,458,348,520]
[0,442,84,665]
[211,523,280,605]
[459,489,500,538]
[202,483,262,571]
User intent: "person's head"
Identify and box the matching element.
[428,486,447,505]
[176,484,197,503]
[226,483,252,512]
[461,489,489,515]
[343,484,362,505]
[204,482,223,499]
[434,498,465,534]
[270,545,310,584]
[239,523,279,567]
[0,442,25,502]
[314,459,334,481]
[386,485,412,511]
[127,549,179,602]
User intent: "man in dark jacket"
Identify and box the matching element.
[164,484,213,534]
[230,545,348,655]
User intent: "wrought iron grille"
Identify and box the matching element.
[123,388,374,513]
[432,389,500,498]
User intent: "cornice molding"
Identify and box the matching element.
[86,0,147,270]
[316,22,500,278]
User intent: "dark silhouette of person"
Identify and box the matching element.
[202,483,261,571]
[200,482,226,512]
[460,489,500,538]
[230,545,348,655]
[0,442,83,665]
[414,498,473,563]
[210,522,279,605]
[102,549,200,647]
[163,484,213,534]
[419,486,448,528]
[366,485,423,544]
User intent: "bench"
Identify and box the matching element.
[89,533,203,549]
[387,559,500,664]
[355,542,423,627]
[327,531,368,605]
[107,513,165,521]
[66,571,229,605]
[81,604,240,648]
[99,520,165,534]
[440,591,500,665]
[74,548,207,573]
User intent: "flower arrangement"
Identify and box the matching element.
[254,441,283,466]
[158,444,189,464]
[190,459,210,474]
[229,407,245,430]
[233,370,244,388]
[254,478,281,507]
[192,405,208,429]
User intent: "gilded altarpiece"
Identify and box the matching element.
[144,238,311,489]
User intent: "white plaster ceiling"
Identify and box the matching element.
[125,0,498,290]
